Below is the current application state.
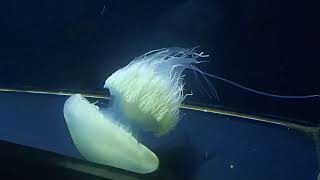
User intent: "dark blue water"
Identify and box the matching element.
[0,0,319,124]
[0,92,317,179]
[0,0,318,179]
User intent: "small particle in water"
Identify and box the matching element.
[228,160,235,169]
[100,0,107,15]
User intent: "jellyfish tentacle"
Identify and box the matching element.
[202,71,320,99]
[190,64,220,101]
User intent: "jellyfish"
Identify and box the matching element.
[63,47,319,174]
[63,47,208,174]
[104,47,210,136]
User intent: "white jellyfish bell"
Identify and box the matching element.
[63,47,209,174]
[63,94,159,174]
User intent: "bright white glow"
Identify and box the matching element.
[63,94,159,174]
[105,47,209,136]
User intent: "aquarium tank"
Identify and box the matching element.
[0,0,319,179]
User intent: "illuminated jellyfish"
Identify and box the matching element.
[63,47,206,174]
[63,47,319,174]
[104,47,320,137]
[104,47,210,136]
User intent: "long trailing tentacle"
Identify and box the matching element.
[204,72,320,99]
[143,47,320,100]
[188,47,320,100]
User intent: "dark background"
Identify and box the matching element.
[0,92,317,180]
[0,0,319,124]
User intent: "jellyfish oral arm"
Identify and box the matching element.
[63,94,159,174]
